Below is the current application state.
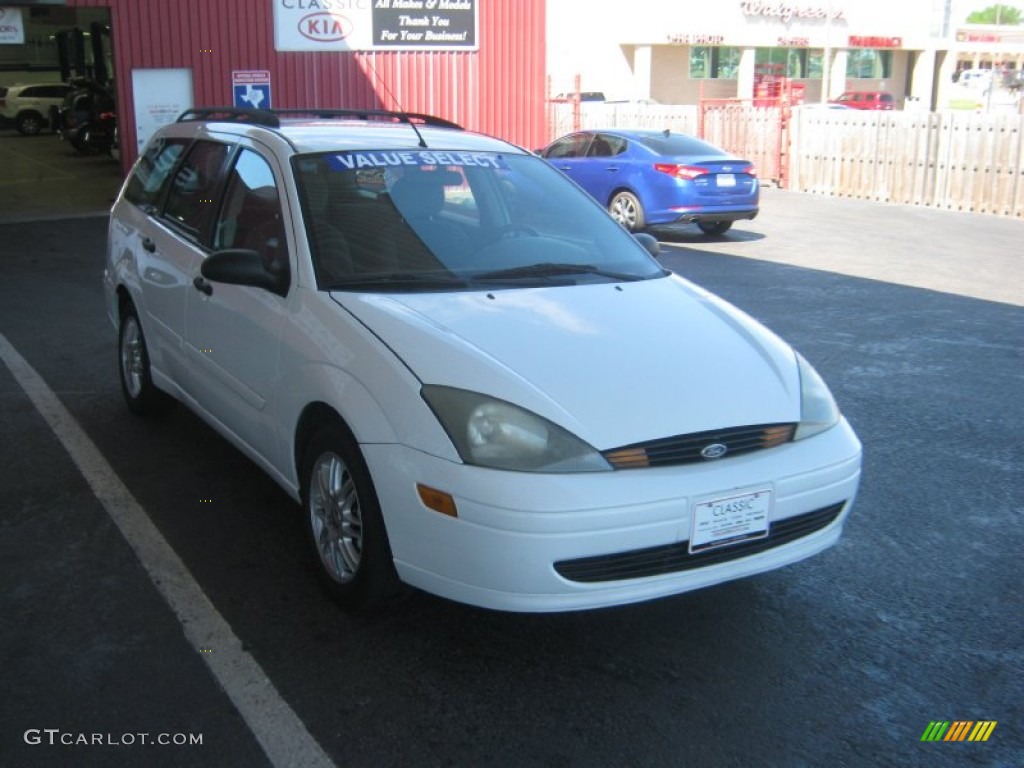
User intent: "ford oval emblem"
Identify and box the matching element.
[701,443,728,460]
[299,12,353,43]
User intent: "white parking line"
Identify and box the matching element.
[0,333,336,768]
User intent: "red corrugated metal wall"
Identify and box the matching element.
[67,0,546,167]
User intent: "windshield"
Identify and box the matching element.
[293,150,665,291]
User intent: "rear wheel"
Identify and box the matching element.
[118,302,175,416]
[301,422,399,611]
[609,191,645,231]
[697,221,733,236]
[15,111,44,136]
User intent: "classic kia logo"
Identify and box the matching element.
[299,12,352,43]
[701,443,728,459]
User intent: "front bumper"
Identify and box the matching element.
[363,417,861,612]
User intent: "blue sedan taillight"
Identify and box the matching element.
[655,163,757,180]
[654,164,707,180]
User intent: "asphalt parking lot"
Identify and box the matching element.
[1,130,1022,767]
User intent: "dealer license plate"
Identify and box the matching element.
[689,489,771,554]
[716,173,736,187]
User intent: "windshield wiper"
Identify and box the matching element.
[324,272,471,291]
[473,262,650,282]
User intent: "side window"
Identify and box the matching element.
[213,149,287,276]
[544,134,590,159]
[123,137,190,210]
[587,134,625,158]
[163,140,232,239]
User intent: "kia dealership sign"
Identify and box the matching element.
[273,0,477,51]
[0,7,26,45]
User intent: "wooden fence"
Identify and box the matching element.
[790,110,1024,218]
[548,103,1024,219]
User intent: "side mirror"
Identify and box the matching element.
[633,232,660,257]
[201,247,289,297]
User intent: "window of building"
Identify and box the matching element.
[755,48,827,79]
[806,50,825,79]
[690,46,742,79]
[846,49,893,79]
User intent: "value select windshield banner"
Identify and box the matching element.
[274,0,477,52]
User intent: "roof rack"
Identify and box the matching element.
[176,106,462,131]
[176,107,280,127]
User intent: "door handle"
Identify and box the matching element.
[192,276,213,296]
[606,166,619,172]
[141,237,156,253]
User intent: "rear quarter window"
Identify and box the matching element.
[124,137,190,210]
[162,140,232,238]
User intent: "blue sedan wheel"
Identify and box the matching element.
[609,191,645,232]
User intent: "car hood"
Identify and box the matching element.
[331,275,800,449]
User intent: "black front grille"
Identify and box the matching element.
[603,423,795,469]
[554,502,846,583]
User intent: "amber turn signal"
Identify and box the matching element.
[417,484,458,517]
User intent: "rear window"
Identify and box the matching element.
[634,133,722,156]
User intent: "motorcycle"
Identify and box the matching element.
[74,110,117,156]
[55,80,117,156]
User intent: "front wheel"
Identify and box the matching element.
[608,191,645,232]
[697,221,733,236]
[118,303,175,416]
[301,423,399,611]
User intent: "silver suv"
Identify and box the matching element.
[0,83,72,135]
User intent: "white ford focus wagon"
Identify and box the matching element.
[104,108,862,612]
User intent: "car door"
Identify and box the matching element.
[112,136,191,386]
[137,138,232,390]
[571,132,628,206]
[542,133,593,189]
[184,145,291,456]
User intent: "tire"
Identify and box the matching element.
[608,191,645,232]
[301,422,399,611]
[118,303,175,416]
[15,111,44,136]
[697,221,733,236]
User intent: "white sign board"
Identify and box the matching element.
[0,7,25,45]
[132,68,194,153]
[232,70,272,110]
[273,0,478,52]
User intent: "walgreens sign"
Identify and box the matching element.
[739,1,846,24]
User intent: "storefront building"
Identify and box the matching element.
[547,0,1024,109]
[0,0,546,169]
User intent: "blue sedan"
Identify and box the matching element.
[540,129,759,235]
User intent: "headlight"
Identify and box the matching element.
[794,353,840,440]
[421,385,611,472]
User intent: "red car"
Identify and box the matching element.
[831,91,896,110]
